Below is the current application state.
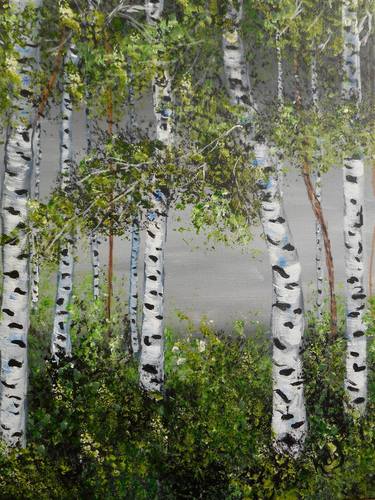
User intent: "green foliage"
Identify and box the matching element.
[0,2,41,122]
[0,279,373,498]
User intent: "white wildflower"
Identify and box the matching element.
[198,340,206,353]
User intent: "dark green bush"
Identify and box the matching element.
[0,283,373,499]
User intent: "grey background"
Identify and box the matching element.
[2,99,375,333]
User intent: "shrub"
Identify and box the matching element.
[0,285,373,499]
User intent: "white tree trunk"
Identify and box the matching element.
[139,0,172,391]
[89,233,100,301]
[31,122,41,307]
[140,199,168,391]
[129,218,140,356]
[0,0,42,447]
[50,46,76,363]
[127,64,140,354]
[256,145,307,457]
[314,171,324,318]
[342,0,367,412]
[343,159,367,410]
[276,33,284,108]
[85,102,100,300]
[311,54,324,319]
[222,1,253,109]
[222,0,307,456]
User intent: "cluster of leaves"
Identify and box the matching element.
[269,99,375,176]
[0,277,373,498]
[0,2,41,124]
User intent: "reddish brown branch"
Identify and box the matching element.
[294,55,337,339]
[33,33,67,126]
[302,162,337,340]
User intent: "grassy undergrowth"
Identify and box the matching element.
[0,279,373,499]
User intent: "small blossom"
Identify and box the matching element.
[198,340,206,353]
[176,357,186,366]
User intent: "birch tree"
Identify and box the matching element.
[31,122,42,307]
[311,53,324,319]
[85,2,101,302]
[139,0,172,392]
[50,45,77,363]
[223,0,307,456]
[127,63,140,356]
[0,0,42,447]
[129,217,140,355]
[342,0,367,412]
[85,105,101,301]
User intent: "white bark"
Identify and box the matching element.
[0,0,42,447]
[127,64,139,354]
[222,0,253,110]
[140,195,168,391]
[31,122,41,307]
[276,33,284,108]
[275,32,284,196]
[145,0,172,146]
[129,218,140,355]
[342,0,362,103]
[85,102,100,300]
[256,145,307,457]
[343,159,367,410]
[50,46,77,363]
[222,0,307,455]
[311,54,324,319]
[342,0,367,412]
[140,0,172,391]
[314,171,324,318]
[90,233,100,301]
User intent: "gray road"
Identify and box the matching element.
[3,107,375,333]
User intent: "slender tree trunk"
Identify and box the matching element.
[105,39,114,321]
[127,68,140,355]
[342,0,367,412]
[0,0,42,447]
[129,218,140,355]
[314,171,324,318]
[107,232,113,318]
[85,101,100,300]
[302,161,337,339]
[50,45,76,363]
[139,0,172,392]
[90,234,100,300]
[222,0,307,456]
[295,56,337,338]
[311,54,324,319]
[368,33,375,297]
[369,164,375,296]
[31,122,41,307]
[275,32,284,194]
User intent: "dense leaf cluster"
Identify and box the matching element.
[0,278,372,499]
